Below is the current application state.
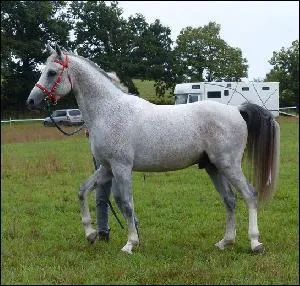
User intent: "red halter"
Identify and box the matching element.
[35,54,72,104]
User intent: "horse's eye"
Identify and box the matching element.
[47,70,57,77]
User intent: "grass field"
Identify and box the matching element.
[1,116,298,285]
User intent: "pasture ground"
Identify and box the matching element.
[1,116,298,285]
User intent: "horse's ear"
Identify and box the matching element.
[46,43,55,54]
[62,46,69,53]
[55,44,63,60]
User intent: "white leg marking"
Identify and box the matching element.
[79,194,96,243]
[248,207,264,252]
[216,213,236,250]
[121,223,139,254]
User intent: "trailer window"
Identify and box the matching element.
[188,94,199,103]
[242,87,249,91]
[175,94,188,104]
[207,91,221,98]
[262,86,270,90]
[224,90,229,96]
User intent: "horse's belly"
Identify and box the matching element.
[132,148,201,172]
[131,124,205,171]
[132,160,198,172]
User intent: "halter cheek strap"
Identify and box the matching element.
[35,54,72,104]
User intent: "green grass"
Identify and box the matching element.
[1,117,298,284]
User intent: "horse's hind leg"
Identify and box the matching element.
[111,163,139,254]
[78,166,112,244]
[218,163,264,253]
[206,163,236,250]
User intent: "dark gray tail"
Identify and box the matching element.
[239,102,280,203]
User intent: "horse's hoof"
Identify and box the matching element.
[86,230,97,244]
[252,243,265,254]
[215,239,234,250]
[99,230,110,242]
[215,241,226,250]
[121,248,132,254]
[121,244,133,254]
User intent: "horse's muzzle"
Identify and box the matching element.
[26,98,35,110]
[26,97,43,110]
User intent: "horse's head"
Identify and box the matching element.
[26,43,72,109]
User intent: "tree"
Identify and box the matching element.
[265,40,299,107]
[126,15,175,96]
[70,1,139,93]
[174,22,248,82]
[70,2,175,96]
[1,1,72,116]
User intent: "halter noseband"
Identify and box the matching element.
[35,54,72,104]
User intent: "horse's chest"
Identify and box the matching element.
[90,128,132,160]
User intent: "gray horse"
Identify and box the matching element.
[26,44,280,254]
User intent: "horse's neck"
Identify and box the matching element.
[69,56,123,129]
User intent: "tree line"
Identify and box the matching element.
[1,1,298,118]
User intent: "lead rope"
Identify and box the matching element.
[46,100,85,136]
[107,200,125,229]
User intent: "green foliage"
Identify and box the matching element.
[1,1,72,115]
[70,1,136,93]
[265,40,299,107]
[126,15,175,97]
[174,22,248,82]
[70,2,174,96]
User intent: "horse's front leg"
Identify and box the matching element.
[78,166,112,244]
[111,162,139,254]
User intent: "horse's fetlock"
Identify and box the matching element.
[82,217,91,225]
[249,232,259,240]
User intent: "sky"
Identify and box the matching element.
[117,1,299,81]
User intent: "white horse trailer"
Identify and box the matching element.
[174,82,279,117]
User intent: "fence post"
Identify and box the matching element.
[9,117,11,126]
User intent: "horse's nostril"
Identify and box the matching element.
[28,99,34,105]
[26,98,35,109]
